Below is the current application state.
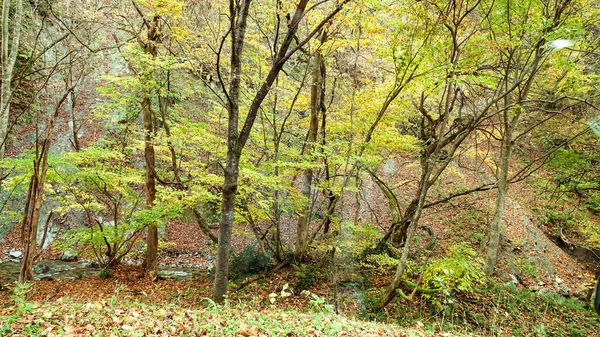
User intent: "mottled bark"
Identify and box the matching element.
[296,43,322,255]
[142,94,158,272]
[213,0,250,304]
[0,0,23,158]
[141,15,159,273]
[484,123,512,275]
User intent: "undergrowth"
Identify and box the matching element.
[369,282,599,337]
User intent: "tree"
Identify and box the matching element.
[212,0,350,303]
[1,0,24,158]
[296,30,326,256]
[484,0,582,275]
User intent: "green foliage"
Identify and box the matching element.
[301,290,334,314]
[10,282,33,313]
[421,245,485,309]
[293,264,318,291]
[336,222,382,260]
[229,245,270,280]
[509,257,538,279]
[359,253,399,276]
[98,268,111,280]
[546,148,600,215]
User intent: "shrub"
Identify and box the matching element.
[359,253,399,276]
[229,245,270,280]
[421,244,485,309]
[293,264,318,290]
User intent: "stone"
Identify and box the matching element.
[537,288,554,296]
[8,251,22,259]
[383,159,398,175]
[33,263,51,274]
[554,276,571,296]
[58,250,78,262]
[157,270,190,281]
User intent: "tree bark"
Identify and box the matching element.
[0,0,23,158]
[213,0,251,304]
[374,160,432,310]
[20,88,74,282]
[484,115,512,275]
[142,93,158,272]
[296,41,322,255]
[141,15,160,273]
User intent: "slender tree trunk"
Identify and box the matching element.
[141,15,159,273]
[213,0,250,303]
[69,89,80,151]
[296,44,322,255]
[213,0,346,303]
[213,154,239,301]
[142,95,158,272]
[20,88,74,282]
[0,0,23,158]
[484,121,512,275]
[374,160,432,310]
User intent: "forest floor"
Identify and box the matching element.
[1,261,599,336]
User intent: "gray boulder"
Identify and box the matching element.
[554,276,571,296]
[8,250,23,259]
[58,250,78,262]
[33,263,51,274]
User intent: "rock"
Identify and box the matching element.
[383,159,398,175]
[58,250,78,262]
[33,264,51,274]
[157,270,190,281]
[537,288,554,296]
[8,251,23,259]
[554,276,571,296]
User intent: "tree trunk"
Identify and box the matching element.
[142,94,158,272]
[213,154,239,302]
[212,0,345,303]
[213,0,250,304]
[388,199,418,247]
[374,160,432,310]
[141,15,159,273]
[0,0,23,158]
[484,123,512,275]
[20,88,74,282]
[296,44,322,255]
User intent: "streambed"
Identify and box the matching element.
[0,260,207,283]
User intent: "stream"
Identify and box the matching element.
[0,260,207,283]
